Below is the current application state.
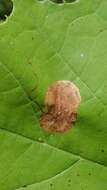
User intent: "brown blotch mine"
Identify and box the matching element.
[40,80,81,133]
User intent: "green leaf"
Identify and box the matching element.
[18,160,107,190]
[0,128,78,190]
[0,0,107,189]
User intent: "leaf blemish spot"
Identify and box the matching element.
[68,179,71,182]
[40,80,81,133]
[50,183,53,187]
[101,149,104,153]
[88,173,91,176]
[22,185,27,188]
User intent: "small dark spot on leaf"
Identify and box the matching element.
[22,185,27,188]
[101,149,104,153]
[50,183,53,187]
[32,37,34,40]
[68,179,72,187]
[68,179,71,183]
[77,173,80,176]
[98,129,102,132]
[88,173,91,176]
[31,86,37,92]
[99,29,103,32]
[28,60,32,64]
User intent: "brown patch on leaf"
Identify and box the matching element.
[40,80,81,133]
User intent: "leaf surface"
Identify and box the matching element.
[0,0,107,189]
